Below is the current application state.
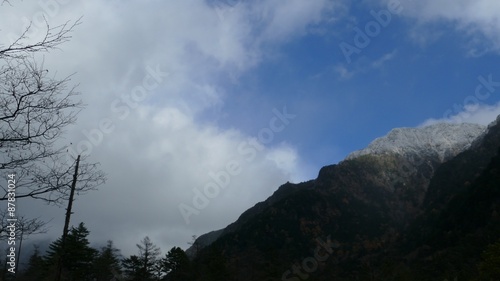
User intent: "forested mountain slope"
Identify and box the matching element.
[186,117,500,281]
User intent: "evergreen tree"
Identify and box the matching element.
[18,245,45,280]
[122,255,142,281]
[137,236,161,279]
[478,240,500,280]
[161,247,191,281]
[122,236,161,281]
[45,222,98,280]
[93,240,122,281]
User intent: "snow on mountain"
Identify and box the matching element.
[346,123,486,163]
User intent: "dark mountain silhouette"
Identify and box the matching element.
[186,117,500,281]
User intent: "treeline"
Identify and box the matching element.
[0,222,207,281]
[1,222,499,281]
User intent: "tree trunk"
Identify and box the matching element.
[56,155,80,281]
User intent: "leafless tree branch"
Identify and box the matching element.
[0,11,106,204]
[0,211,49,240]
[0,18,81,60]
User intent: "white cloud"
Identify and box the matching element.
[383,0,500,53]
[265,143,300,179]
[334,64,356,79]
[0,0,333,256]
[371,50,397,68]
[420,102,500,127]
[252,0,335,43]
[334,50,397,79]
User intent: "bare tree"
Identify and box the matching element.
[0,8,106,279]
[0,211,48,240]
[0,18,80,60]
[188,235,201,257]
[0,12,105,204]
[0,57,81,169]
[1,153,106,205]
[136,236,162,279]
[0,211,49,276]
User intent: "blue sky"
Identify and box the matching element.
[1,0,500,257]
[206,1,500,175]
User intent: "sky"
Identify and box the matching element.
[1,0,500,260]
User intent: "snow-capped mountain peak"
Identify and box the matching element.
[346,122,486,163]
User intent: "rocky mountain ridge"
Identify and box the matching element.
[190,121,487,254]
[346,122,486,163]
[185,117,500,280]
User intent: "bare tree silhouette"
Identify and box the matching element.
[0,12,106,204]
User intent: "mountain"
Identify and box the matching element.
[346,123,485,163]
[184,118,500,281]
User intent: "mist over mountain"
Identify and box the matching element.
[186,117,500,281]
